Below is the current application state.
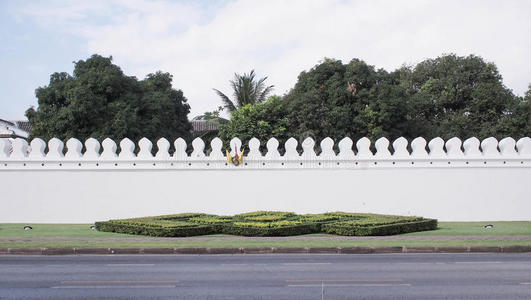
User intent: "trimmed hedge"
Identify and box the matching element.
[95,221,218,237]
[322,219,438,236]
[223,223,321,237]
[95,211,437,237]
[188,216,233,225]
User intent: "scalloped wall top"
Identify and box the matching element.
[1,136,530,160]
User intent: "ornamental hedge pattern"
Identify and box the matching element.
[95,211,437,237]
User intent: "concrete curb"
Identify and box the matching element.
[1,246,530,255]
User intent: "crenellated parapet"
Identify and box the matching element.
[0,136,529,170]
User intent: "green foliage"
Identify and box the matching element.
[95,221,217,237]
[188,216,233,224]
[213,70,274,112]
[233,211,296,220]
[495,84,530,138]
[28,53,525,148]
[219,96,290,151]
[193,106,226,122]
[284,58,412,142]
[323,219,438,236]
[232,220,302,228]
[242,215,287,222]
[156,213,207,220]
[234,211,295,217]
[96,211,437,237]
[192,107,228,128]
[225,223,321,237]
[323,212,367,218]
[222,54,527,145]
[399,54,526,139]
[25,54,192,143]
[299,214,340,223]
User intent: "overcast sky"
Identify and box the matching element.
[1,0,530,121]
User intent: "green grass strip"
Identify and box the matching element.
[1,239,531,249]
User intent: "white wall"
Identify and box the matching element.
[1,136,529,222]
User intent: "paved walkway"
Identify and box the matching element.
[1,235,530,242]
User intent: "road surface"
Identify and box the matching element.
[1,253,531,299]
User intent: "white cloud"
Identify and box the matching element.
[14,0,531,118]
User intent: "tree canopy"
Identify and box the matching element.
[398,54,522,139]
[284,58,412,142]
[219,54,529,146]
[219,96,289,150]
[213,70,274,112]
[27,53,528,148]
[494,84,530,138]
[26,54,192,143]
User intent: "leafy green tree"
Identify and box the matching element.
[399,54,521,139]
[213,70,274,112]
[495,84,530,138]
[25,54,192,143]
[284,58,411,143]
[219,96,289,151]
[284,55,526,144]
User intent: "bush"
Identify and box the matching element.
[95,221,219,237]
[156,213,208,221]
[232,220,302,228]
[242,215,288,222]
[322,219,438,236]
[95,211,437,237]
[234,211,296,219]
[299,214,340,223]
[188,216,233,225]
[223,223,321,237]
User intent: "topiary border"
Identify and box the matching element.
[95,221,220,237]
[322,219,438,236]
[223,223,322,237]
[95,211,437,237]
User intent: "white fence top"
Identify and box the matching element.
[0,136,529,170]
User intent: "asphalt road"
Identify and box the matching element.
[1,253,531,299]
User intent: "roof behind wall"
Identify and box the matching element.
[14,121,31,133]
[0,118,31,139]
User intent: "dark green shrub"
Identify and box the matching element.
[95,221,219,237]
[299,214,340,223]
[188,216,233,225]
[156,213,208,221]
[223,223,321,237]
[242,215,288,222]
[96,211,437,237]
[232,220,302,228]
[322,219,438,236]
[232,211,298,224]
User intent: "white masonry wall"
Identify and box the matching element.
[0,136,529,223]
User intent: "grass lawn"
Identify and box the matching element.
[1,222,530,248]
[0,224,135,238]
[403,221,531,236]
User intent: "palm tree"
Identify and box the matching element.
[213,70,274,112]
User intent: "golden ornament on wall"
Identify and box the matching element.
[226,149,244,166]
